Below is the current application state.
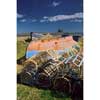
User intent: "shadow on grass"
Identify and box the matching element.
[25,38,32,43]
[17,74,21,84]
[17,75,70,99]
[50,90,71,98]
[17,55,26,65]
[17,73,83,100]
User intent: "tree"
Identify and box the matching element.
[30,32,33,41]
[58,28,63,33]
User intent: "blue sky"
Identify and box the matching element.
[17,0,83,33]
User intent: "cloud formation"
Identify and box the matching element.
[40,19,46,23]
[52,1,61,7]
[40,12,83,22]
[19,19,26,22]
[71,19,83,23]
[17,13,24,18]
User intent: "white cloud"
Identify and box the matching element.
[71,19,83,23]
[17,13,24,18]
[40,19,47,23]
[41,12,83,22]
[19,19,26,22]
[43,16,48,19]
[52,1,61,7]
[32,19,37,22]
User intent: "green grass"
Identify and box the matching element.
[17,84,71,100]
[17,40,28,59]
[17,38,72,100]
[17,39,28,73]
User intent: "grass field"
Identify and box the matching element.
[17,37,72,100]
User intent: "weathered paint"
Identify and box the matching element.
[26,36,77,58]
[26,50,39,58]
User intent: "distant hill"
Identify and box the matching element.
[17,32,83,37]
[51,32,83,36]
[17,32,30,37]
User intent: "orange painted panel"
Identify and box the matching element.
[27,36,77,51]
